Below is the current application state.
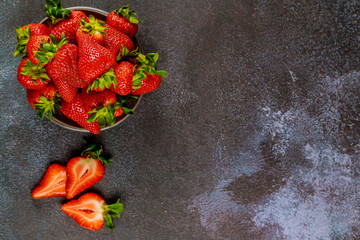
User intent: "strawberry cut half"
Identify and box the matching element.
[66,143,112,199]
[61,192,124,231]
[31,164,67,199]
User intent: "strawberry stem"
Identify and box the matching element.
[102,199,124,231]
[81,143,112,166]
[45,0,71,25]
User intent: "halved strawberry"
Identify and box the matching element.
[66,143,112,199]
[61,192,124,231]
[31,164,67,199]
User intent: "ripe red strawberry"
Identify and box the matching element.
[45,0,87,43]
[131,73,163,95]
[26,82,59,121]
[27,35,51,65]
[78,38,116,85]
[46,43,85,88]
[65,143,112,199]
[110,61,134,96]
[14,24,50,57]
[106,5,139,38]
[23,23,50,36]
[82,89,121,127]
[132,53,167,95]
[103,24,134,57]
[60,94,101,134]
[76,15,108,45]
[61,193,124,231]
[31,164,67,199]
[17,58,50,90]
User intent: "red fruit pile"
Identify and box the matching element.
[14,0,167,134]
[32,142,124,231]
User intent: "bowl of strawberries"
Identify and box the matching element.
[14,0,167,134]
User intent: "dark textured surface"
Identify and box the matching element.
[1,0,360,239]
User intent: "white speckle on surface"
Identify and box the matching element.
[189,179,241,232]
[253,144,359,240]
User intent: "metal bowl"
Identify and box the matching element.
[39,6,142,133]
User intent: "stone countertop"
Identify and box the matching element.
[1,0,359,239]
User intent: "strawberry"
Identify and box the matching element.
[103,24,134,57]
[106,5,139,38]
[46,43,86,88]
[17,58,50,90]
[61,193,124,231]
[78,38,116,85]
[132,53,167,95]
[110,61,134,96]
[35,34,79,102]
[26,82,59,121]
[13,24,50,57]
[77,15,108,45]
[60,94,101,134]
[45,0,87,43]
[65,143,112,199]
[27,35,51,65]
[23,24,50,36]
[82,89,121,127]
[31,164,67,199]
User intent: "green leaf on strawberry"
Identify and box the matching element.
[87,70,118,92]
[32,96,60,121]
[81,141,112,166]
[45,0,72,25]
[35,33,69,65]
[13,26,31,57]
[80,15,108,35]
[21,59,51,84]
[102,199,124,230]
[114,5,140,24]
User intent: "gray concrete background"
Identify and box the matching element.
[1,0,360,239]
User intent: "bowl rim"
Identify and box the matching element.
[39,6,143,133]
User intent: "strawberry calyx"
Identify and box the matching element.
[32,96,60,121]
[116,46,139,62]
[35,33,69,65]
[45,0,72,25]
[114,5,139,24]
[81,142,112,166]
[13,26,31,57]
[101,199,124,230]
[80,15,108,36]
[87,70,118,93]
[135,53,168,77]
[117,95,138,115]
[87,102,121,127]
[21,59,51,84]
